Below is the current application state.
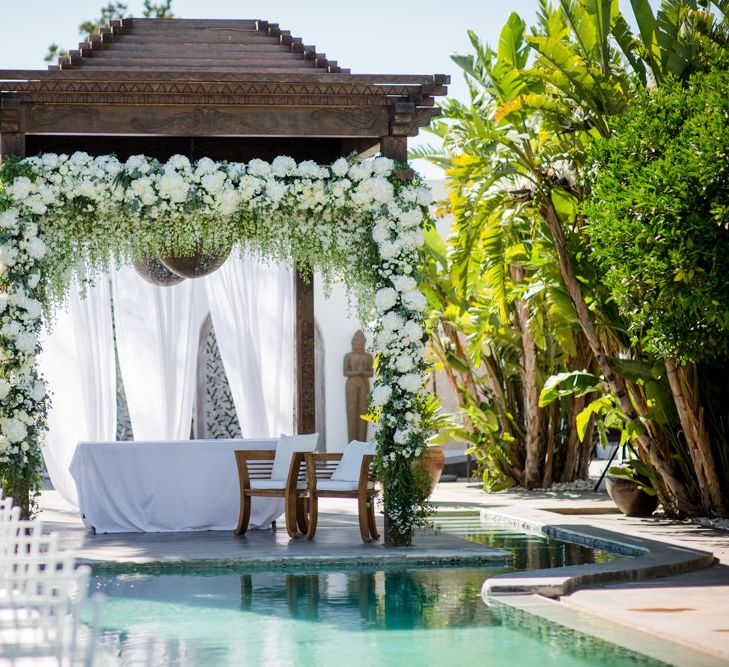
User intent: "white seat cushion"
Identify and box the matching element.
[330,440,376,481]
[249,479,306,491]
[270,433,319,480]
[317,479,375,492]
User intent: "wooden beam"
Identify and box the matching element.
[295,267,316,435]
[20,104,391,137]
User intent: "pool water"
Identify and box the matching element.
[90,518,659,667]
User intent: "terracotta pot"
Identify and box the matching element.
[132,256,187,286]
[606,475,658,517]
[418,446,445,496]
[161,244,231,279]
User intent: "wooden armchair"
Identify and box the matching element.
[303,452,379,542]
[234,450,309,539]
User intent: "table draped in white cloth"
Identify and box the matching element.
[69,439,281,533]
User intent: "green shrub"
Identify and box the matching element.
[585,65,729,363]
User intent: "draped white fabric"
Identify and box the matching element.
[204,255,294,438]
[112,267,207,441]
[38,280,116,506]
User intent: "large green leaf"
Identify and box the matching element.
[498,12,528,69]
[539,370,601,406]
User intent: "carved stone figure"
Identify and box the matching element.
[344,330,373,442]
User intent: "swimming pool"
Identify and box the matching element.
[90,518,660,667]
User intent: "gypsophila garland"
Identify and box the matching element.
[0,151,434,538]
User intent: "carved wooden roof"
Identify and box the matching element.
[0,18,448,142]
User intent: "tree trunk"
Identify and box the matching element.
[665,359,725,515]
[561,393,586,481]
[540,200,698,514]
[511,266,542,488]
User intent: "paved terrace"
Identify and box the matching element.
[38,482,729,664]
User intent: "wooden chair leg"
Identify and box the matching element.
[367,496,379,540]
[285,491,301,539]
[358,495,373,543]
[296,496,309,535]
[306,496,319,540]
[235,492,251,536]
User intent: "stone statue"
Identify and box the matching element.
[344,330,373,442]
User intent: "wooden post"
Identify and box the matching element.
[0,133,25,162]
[294,266,316,434]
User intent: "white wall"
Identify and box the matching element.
[313,279,366,453]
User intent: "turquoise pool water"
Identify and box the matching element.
[91,519,659,667]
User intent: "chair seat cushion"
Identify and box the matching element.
[271,433,319,480]
[317,480,375,492]
[249,480,306,490]
[330,440,376,481]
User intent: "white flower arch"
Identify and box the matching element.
[0,151,433,541]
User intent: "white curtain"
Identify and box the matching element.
[112,266,207,441]
[204,254,294,438]
[39,279,116,506]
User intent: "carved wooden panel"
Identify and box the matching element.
[21,104,390,137]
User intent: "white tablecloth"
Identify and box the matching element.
[69,439,282,533]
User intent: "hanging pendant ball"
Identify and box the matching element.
[133,256,187,286]
[161,244,232,279]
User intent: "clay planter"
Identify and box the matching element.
[415,446,445,496]
[606,475,658,517]
[161,245,231,279]
[133,256,187,286]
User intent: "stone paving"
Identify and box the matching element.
[37,489,510,570]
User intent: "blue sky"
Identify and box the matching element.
[0,1,647,177]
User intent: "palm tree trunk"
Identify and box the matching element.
[665,358,725,515]
[511,267,542,488]
[540,200,698,513]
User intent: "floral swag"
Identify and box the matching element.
[0,151,434,543]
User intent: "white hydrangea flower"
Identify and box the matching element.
[218,189,241,215]
[395,355,415,373]
[381,311,404,332]
[331,157,349,177]
[372,157,395,176]
[247,159,271,177]
[26,273,40,290]
[167,154,191,171]
[158,171,190,203]
[394,428,410,445]
[398,208,422,228]
[1,321,22,340]
[15,331,37,353]
[371,384,392,407]
[0,209,19,232]
[125,154,149,171]
[271,155,297,178]
[1,417,27,443]
[195,157,217,176]
[348,161,373,181]
[374,287,398,313]
[0,379,10,401]
[391,275,417,292]
[297,160,322,178]
[7,177,32,201]
[378,239,401,261]
[41,154,59,169]
[398,373,422,393]
[401,289,427,312]
[403,320,423,342]
[415,187,433,206]
[266,180,287,204]
[201,171,227,194]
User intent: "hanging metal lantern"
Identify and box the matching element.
[161,244,231,279]
[133,256,187,286]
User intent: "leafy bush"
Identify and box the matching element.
[585,65,729,363]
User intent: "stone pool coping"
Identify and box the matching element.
[479,506,715,598]
[488,594,728,667]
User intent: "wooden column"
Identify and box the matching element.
[379,136,407,164]
[0,133,25,162]
[294,266,316,434]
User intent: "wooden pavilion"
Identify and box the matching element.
[0,18,448,434]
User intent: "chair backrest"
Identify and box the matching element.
[0,496,20,524]
[271,433,319,480]
[331,441,377,481]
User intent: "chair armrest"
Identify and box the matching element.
[305,452,343,488]
[285,452,308,492]
[358,454,376,491]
